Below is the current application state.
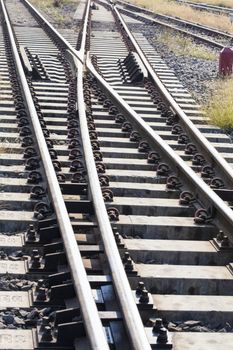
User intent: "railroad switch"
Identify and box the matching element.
[219,47,233,75]
[118,52,148,83]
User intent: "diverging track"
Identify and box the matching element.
[0,0,232,349]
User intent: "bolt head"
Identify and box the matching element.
[139,289,149,303]
[157,327,168,344]
[152,318,163,333]
[136,281,145,295]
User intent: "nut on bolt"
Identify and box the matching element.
[136,281,145,296]
[41,326,53,342]
[36,287,47,301]
[122,252,130,263]
[157,327,168,344]
[31,250,41,269]
[139,289,149,303]
[26,224,36,241]
[36,279,44,290]
[40,316,50,331]
[217,230,224,242]
[124,257,134,272]
[216,230,230,247]
[114,232,121,244]
[221,236,229,247]
[152,318,163,333]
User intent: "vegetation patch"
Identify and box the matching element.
[30,0,76,7]
[156,30,216,60]
[0,144,18,154]
[187,0,233,9]
[128,0,233,33]
[204,77,233,129]
[30,0,78,26]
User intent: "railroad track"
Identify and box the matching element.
[176,0,233,16]
[0,0,233,349]
[116,0,233,48]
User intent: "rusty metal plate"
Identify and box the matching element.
[0,292,31,308]
[0,235,23,247]
[0,329,35,349]
[0,261,27,275]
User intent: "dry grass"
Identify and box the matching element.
[0,142,19,154]
[156,30,216,60]
[129,0,233,33]
[30,0,76,6]
[204,77,233,129]
[188,0,233,8]
[0,146,9,155]
[30,0,78,25]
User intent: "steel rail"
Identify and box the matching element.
[21,0,83,63]
[1,1,110,349]
[71,54,152,350]
[66,1,153,348]
[79,0,91,57]
[117,0,233,41]
[116,5,225,49]
[177,0,233,15]
[114,5,233,190]
[22,0,153,348]
[86,52,233,240]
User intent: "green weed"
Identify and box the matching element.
[156,30,216,60]
[204,77,233,129]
